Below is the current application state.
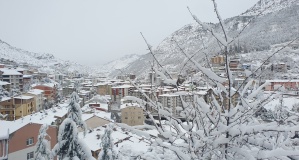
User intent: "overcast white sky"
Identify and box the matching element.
[0,0,258,66]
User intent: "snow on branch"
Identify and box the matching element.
[153,68,177,86]
[172,38,226,83]
[187,5,231,47]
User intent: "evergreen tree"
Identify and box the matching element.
[10,86,21,97]
[0,85,9,101]
[74,81,81,93]
[35,124,52,160]
[52,91,91,160]
[23,82,32,93]
[98,124,116,160]
[54,85,62,104]
[52,119,92,160]
[68,92,87,134]
[43,99,54,110]
[273,95,290,124]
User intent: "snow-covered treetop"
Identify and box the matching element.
[68,92,87,135]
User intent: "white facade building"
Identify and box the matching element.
[26,89,44,111]
[0,68,23,92]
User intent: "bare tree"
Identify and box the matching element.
[120,1,299,159]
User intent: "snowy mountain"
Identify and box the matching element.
[242,0,299,16]
[108,0,299,78]
[0,39,98,75]
[100,54,141,76]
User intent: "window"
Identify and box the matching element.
[27,151,34,160]
[125,117,128,119]
[26,137,34,146]
[138,116,141,119]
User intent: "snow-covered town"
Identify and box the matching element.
[1,0,299,160]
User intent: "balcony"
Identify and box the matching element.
[0,107,14,110]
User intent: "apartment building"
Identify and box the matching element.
[0,68,23,92]
[14,95,35,120]
[265,80,299,91]
[121,105,144,126]
[26,89,44,111]
[111,85,134,102]
[158,94,178,115]
[33,83,57,100]
[0,94,37,121]
[211,55,225,66]
[96,82,112,95]
[0,97,14,121]
[205,88,240,110]
[157,91,194,117]
[62,86,75,97]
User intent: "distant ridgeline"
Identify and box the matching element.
[106,0,299,78]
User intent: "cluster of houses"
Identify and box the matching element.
[1,52,299,160]
[0,65,59,121]
[210,55,299,91]
[0,102,115,160]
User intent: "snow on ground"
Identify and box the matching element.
[0,102,69,138]
[27,89,44,95]
[81,105,112,122]
[0,102,113,139]
[99,54,141,74]
[78,124,153,153]
[81,103,110,114]
[263,96,299,110]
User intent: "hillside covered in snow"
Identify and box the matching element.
[0,39,98,76]
[99,54,141,75]
[107,0,299,78]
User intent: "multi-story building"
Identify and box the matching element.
[121,105,144,126]
[62,86,75,97]
[229,59,240,68]
[0,68,23,92]
[96,82,112,95]
[22,75,33,86]
[0,95,36,121]
[204,88,240,110]
[14,95,35,120]
[211,55,225,66]
[265,80,299,91]
[26,89,44,111]
[33,84,57,100]
[0,97,14,121]
[158,92,193,117]
[158,94,178,116]
[110,85,134,102]
[0,81,10,92]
